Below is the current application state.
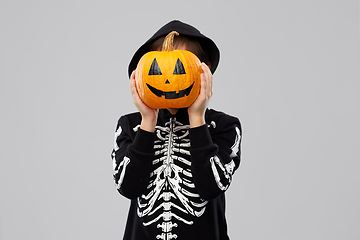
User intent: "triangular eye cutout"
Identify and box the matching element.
[173,58,186,75]
[149,58,162,75]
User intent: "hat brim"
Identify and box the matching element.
[128,20,220,78]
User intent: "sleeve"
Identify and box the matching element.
[189,115,242,200]
[111,116,156,199]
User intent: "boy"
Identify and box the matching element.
[112,20,242,240]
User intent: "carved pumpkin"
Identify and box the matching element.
[135,31,201,109]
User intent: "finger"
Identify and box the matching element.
[130,70,135,80]
[130,76,138,97]
[201,63,212,99]
[130,70,136,93]
[200,71,207,99]
[207,67,213,97]
[130,76,143,106]
[209,71,213,98]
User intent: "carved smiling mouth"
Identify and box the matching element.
[146,82,194,100]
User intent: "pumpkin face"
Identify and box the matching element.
[135,31,201,109]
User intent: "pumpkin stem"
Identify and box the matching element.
[162,31,179,51]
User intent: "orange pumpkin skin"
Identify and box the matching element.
[135,33,201,109]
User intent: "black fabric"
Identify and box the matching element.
[111,108,242,240]
[128,20,220,77]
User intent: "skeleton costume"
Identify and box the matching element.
[112,20,242,240]
[112,108,241,240]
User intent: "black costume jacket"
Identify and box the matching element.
[111,108,242,240]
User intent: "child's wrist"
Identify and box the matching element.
[189,113,205,128]
[140,118,157,132]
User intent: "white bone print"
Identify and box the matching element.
[210,126,241,191]
[136,118,208,239]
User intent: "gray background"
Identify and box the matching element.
[1,0,359,239]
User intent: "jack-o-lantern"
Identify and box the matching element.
[135,31,201,109]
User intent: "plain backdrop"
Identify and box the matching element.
[1,0,359,239]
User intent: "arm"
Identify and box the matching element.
[189,114,242,200]
[111,115,155,199]
[130,70,158,132]
[187,63,212,128]
[111,70,159,199]
[188,64,242,199]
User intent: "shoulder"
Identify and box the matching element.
[205,108,242,137]
[119,111,141,120]
[116,112,142,130]
[205,108,241,126]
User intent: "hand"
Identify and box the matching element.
[130,70,159,132]
[188,63,213,128]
